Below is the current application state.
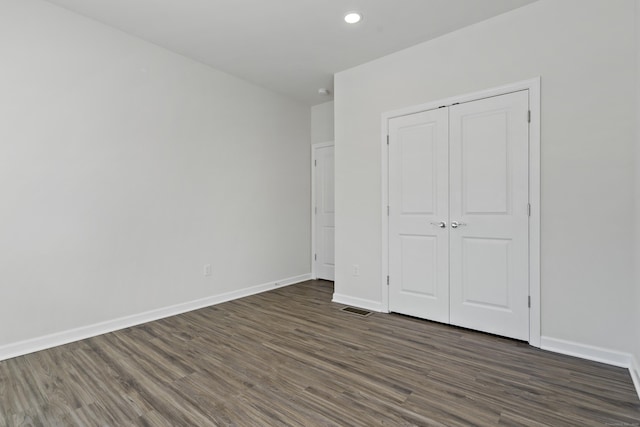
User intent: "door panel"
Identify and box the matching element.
[400,133,436,214]
[389,108,449,323]
[462,111,510,214]
[321,226,335,270]
[400,235,438,297]
[461,237,511,309]
[315,145,334,281]
[449,91,529,340]
[322,152,335,214]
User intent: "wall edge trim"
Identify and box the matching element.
[540,336,632,368]
[0,273,312,362]
[630,355,640,400]
[541,337,639,399]
[332,293,384,312]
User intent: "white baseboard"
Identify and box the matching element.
[539,337,640,400]
[0,273,311,362]
[630,355,640,400]
[332,293,385,312]
[540,336,632,368]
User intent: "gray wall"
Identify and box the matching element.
[634,0,640,383]
[311,101,335,144]
[0,0,311,348]
[335,0,637,354]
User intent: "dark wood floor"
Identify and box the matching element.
[1,280,638,426]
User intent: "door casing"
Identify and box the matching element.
[380,78,541,347]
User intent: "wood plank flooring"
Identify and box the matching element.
[1,280,638,426]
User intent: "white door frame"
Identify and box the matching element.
[312,141,335,280]
[380,78,541,347]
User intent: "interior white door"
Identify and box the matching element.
[387,90,530,341]
[388,108,450,322]
[314,145,335,281]
[449,91,530,340]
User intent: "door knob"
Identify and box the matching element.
[430,221,447,228]
[451,221,467,228]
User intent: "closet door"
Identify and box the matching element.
[448,91,530,341]
[388,108,450,323]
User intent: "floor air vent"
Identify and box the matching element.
[341,306,372,317]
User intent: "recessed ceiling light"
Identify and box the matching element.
[344,12,362,24]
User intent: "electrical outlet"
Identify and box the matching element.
[352,264,360,276]
[203,264,212,277]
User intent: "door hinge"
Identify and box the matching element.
[314,253,317,261]
[528,296,531,308]
[386,135,389,145]
[387,205,390,216]
[528,110,531,123]
[315,206,318,215]
[387,276,390,286]
[527,203,531,217]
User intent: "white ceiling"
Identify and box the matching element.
[44,0,537,106]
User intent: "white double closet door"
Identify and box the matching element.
[388,91,530,341]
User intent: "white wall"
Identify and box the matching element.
[634,0,640,380]
[311,101,335,144]
[0,0,310,348]
[335,0,637,353]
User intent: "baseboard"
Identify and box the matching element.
[332,293,384,312]
[535,337,640,400]
[630,355,640,400]
[0,273,311,362]
[540,336,632,368]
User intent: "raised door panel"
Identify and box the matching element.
[322,150,335,214]
[461,237,511,309]
[462,111,510,215]
[399,235,438,297]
